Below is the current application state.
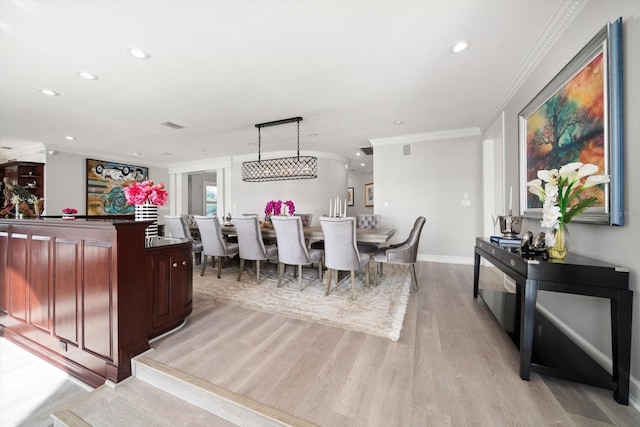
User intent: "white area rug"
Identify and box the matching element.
[193,262,412,341]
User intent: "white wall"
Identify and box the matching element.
[500,1,640,404]
[372,131,482,263]
[347,172,373,217]
[229,155,348,226]
[40,151,169,219]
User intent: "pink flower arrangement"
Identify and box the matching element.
[124,180,168,206]
[62,207,78,215]
[264,200,295,216]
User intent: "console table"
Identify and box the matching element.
[473,238,632,405]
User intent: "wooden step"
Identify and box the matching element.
[52,353,317,427]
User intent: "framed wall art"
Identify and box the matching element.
[519,18,623,225]
[86,158,148,216]
[347,187,354,206]
[364,182,374,208]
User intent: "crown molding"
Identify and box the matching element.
[369,127,482,147]
[480,0,588,131]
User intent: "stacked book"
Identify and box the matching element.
[490,235,522,248]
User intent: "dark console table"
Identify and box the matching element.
[474,238,632,405]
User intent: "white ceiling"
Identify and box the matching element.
[0,0,579,173]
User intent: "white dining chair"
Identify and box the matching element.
[233,216,278,285]
[193,215,239,278]
[271,215,323,290]
[319,216,370,300]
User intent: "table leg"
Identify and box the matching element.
[473,251,480,298]
[611,289,632,405]
[519,278,538,381]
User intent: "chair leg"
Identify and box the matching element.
[325,268,332,296]
[256,260,261,285]
[298,265,303,291]
[277,262,284,287]
[374,262,378,287]
[237,259,245,281]
[411,264,418,291]
[350,270,356,300]
[317,261,323,282]
[200,255,207,276]
[216,256,222,278]
[365,263,370,288]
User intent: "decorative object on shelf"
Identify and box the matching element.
[62,207,77,220]
[519,18,623,226]
[124,180,168,237]
[224,213,233,226]
[498,210,522,238]
[264,200,295,220]
[527,162,610,259]
[328,195,347,218]
[242,116,318,182]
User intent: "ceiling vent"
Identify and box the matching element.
[0,146,13,150]
[360,147,373,155]
[160,121,185,130]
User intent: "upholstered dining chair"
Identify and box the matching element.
[319,216,370,300]
[193,215,239,278]
[294,213,313,227]
[373,216,426,290]
[164,215,203,265]
[270,216,323,290]
[356,213,382,255]
[233,216,278,285]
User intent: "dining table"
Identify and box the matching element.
[189,223,396,244]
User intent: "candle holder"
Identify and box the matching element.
[499,210,523,238]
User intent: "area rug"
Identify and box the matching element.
[192,262,412,341]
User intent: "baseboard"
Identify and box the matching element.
[417,254,474,265]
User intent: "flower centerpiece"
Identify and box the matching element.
[124,180,168,237]
[123,180,168,206]
[62,207,78,220]
[264,199,295,220]
[527,162,610,259]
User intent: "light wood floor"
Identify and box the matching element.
[145,262,640,426]
[3,262,640,426]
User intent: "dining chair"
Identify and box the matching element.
[294,213,313,227]
[164,215,203,265]
[271,216,323,290]
[193,215,239,278]
[373,216,426,290]
[356,213,382,255]
[319,216,370,300]
[233,216,278,285]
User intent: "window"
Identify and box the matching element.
[204,182,217,216]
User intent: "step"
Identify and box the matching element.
[52,354,317,427]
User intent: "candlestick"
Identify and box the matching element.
[343,199,346,217]
[509,185,513,212]
[329,199,333,218]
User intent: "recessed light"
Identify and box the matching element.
[360,163,365,167]
[451,40,469,53]
[132,152,141,156]
[65,136,75,140]
[394,120,404,125]
[77,71,98,80]
[356,152,361,156]
[308,133,318,137]
[160,152,171,156]
[127,47,150,59]
[39,89,59,96]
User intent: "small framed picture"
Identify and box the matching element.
[347,187,354,206]
[364,182,374,207]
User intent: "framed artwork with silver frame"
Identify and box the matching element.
[519,18,623,225]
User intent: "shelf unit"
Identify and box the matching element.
[0,161,45,199]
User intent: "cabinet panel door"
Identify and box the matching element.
[8,234,28,322]
[0,232,7,313]
[55,239,80,344]
[178,247,192,317]
[150,249,177,329]
[29,236,51,332]
[82,242,113,361]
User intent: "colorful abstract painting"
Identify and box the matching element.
[86,158,148,216]
[525,53,606,210]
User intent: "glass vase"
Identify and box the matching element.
[548,223,569,260]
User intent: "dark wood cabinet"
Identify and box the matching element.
[1,161,45,199]
[147,240,193,338]
[0,218,194,388]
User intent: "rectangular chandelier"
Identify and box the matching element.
[241,156,318,182]
[241,116,318,182]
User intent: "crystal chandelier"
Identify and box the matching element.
[241,116,318,182]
